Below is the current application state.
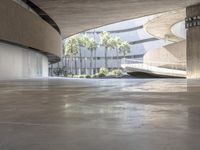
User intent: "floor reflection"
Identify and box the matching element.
[0,78,200,150]
[120,79,187,92]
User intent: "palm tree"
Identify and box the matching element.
[85,37,98,75]
[93,30,98,74]
[100,31,112,68]
[107,37,117,70]
[92,41,98,74]
[62,40,68,75]
[119,41,131,59]
[76,34,88,74]
[64,36,79,75]
[115,37,124,69]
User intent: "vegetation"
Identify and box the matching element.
[100,32,112,68]
[118,41,131,58]
[85,37,98,75]
[76,34,87,74]
[115,38,123,69]
[85,75,91,78]
[98,67,109,77]
[92,74,98,78]
[60,31,131,78]
[64,36,79,75]
[111,69,123,77]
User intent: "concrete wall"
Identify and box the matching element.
[0,0,61,61]
[0,0,63,79]
[186,3,200,78]
[143,41,186,70]
[144,9,185,42]
[171,21,186,39]
[0,42,48,80]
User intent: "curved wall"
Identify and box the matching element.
[0,0,62,79]
[144,9,185,42]
[171,21,186,39]
[143,9,187,71]
[143,41,186,70]
[0,42,48,80]
[0,0,61,62]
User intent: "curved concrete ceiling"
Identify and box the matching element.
[30,0,200,38]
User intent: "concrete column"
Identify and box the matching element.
[186,3,200,78]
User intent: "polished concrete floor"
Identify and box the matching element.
[0,78,200,150]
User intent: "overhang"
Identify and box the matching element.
[30,0,200,38]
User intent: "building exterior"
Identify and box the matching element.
[0,0,199,79]
[1,1,200,150]
[50,15,166,76]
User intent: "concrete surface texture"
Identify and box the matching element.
[142,9,186,71]
[0,78,200,150]
[187,3,200,78]
[144,9,185,42]
[143,40,186,70]
[30,0,200,37]
[121,63,186,78]
[0,0,61,60]
[171,21,186,39]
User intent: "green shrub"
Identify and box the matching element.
[79,75,85,78]
[64,74,68,77]
[98,72,106,78]
[85,75,91,78]
[66,74,73,78]
[98,67,109,77]
[111,69,123,77]
[92,74,98,78]
[73,75,79,78]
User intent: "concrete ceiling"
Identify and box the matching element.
[30,0,200,38]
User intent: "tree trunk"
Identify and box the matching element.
[85,57,88,75]
[90,50,93,75]
[51,64,53,76]
[67,57,70,75]
[57,62,60,76]
[105,47,108,68]
[94,50,97,74]
[79,47,83,74]
[64,56,67,76]
[112,50,114,70]
[61,58,64,76]
[70,56,73,75]
[75,57,78,75]
[116,49,119,70]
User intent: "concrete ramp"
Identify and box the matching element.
[122,62,186,78]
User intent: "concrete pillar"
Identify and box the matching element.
[186,3,200,78]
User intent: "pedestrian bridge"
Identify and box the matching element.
[121,59,186,78]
